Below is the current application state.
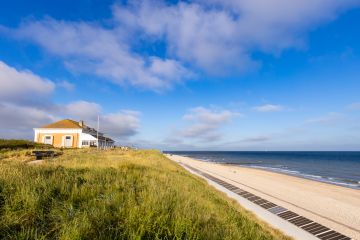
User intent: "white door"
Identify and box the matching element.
[64,136,72,147]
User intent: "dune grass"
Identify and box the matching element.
[0,149,290,240]
[0,139,52,150]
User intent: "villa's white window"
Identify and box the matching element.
[63,135,73,147]
[43,135,53,145]
[82,140,89,146]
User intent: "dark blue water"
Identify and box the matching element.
[164,151,360,189]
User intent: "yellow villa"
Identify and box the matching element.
[33,119,115,148]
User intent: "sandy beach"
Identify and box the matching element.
[166,154,360,240]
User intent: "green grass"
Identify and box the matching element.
[0,149,291,240]
[0,139,58,162]
[0,139,52,150]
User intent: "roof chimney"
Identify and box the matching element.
[79,120,84,127]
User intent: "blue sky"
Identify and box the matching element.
[1,0,360,150]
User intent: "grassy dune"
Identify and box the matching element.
[0,139,52,150]
[0,149,290,240]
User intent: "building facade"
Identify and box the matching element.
[33,119,115,148]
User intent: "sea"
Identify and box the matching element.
[164,151,360,190]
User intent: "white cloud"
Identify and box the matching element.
[348,102,360,110]
[183,107,237,124]
[4,0,357,90]
[11,18,192,91]
[241,136,271,142]
[198,0,358,51]
[113,0,358,73]
[60,102,141,138]
[305,112,345,124]
[180,107,239,141]
[253,104,284,112]
[100,111,141,138]
[0,103,55,131]
[57,80,75,91]
[182,124,220,141]
[0,61,54,138]
[0,61,140,140]
[113,1,258,74]
[62,101,101,121]
[0,100,141,139]
[59,101,141,139]
[0,61,55,104]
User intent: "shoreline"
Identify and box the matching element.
[166,154,360,240]
[220,162,360,190]
[166,154,360,190]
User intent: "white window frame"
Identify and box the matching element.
[62,135,74,148]
[42,135,53,145]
